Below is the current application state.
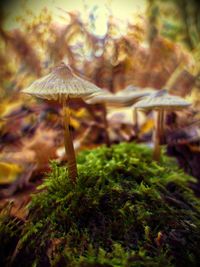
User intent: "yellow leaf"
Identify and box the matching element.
[0,162,22,184]
[140,119,154,134]
[0,100,23,117]
[75,108,88,118]
[69,117,80,129]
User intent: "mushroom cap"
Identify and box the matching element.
[86,87,154,107]
[84,89,114,104]
[22,62,103,100]
[133,89,191,110]
[116,86,155,96]
[85,92,145,107]
[116,85,139,95]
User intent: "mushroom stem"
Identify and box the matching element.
[133,108,138,137]
[153,110,162,161]
[159,109,165,144]
[63,96,78,184]
[102,104,110,147]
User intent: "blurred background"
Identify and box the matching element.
[0,0,200,206]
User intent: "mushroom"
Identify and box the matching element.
[86,87,154,142]
[22,62,103,184]
[116,86,155,134]
[87,87,153,108]
[85,89,113,146]
[115,85,139,95]
[134,89,191,161]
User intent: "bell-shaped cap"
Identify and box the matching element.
[134,89,191,110]
[22,62,103,101]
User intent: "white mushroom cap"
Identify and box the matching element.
[133,89,191,110]
[85,87,153,107]
[116,85,140,95]
[84,89,114,104]
[22,62,103,101]
[116,86,155,96]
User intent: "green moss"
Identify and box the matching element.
[3,142,200,267]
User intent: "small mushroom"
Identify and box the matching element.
[115,85,140,95]
[85,89,113,146]
[134,89,191,161]
[87,87,152,108]
[116,87,155,134]
[86,87,154,142]
[22,62,103,184]
[116,85,155,95]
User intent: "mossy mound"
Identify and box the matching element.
[2,142,200,267]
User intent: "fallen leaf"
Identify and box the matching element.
[0,162,22,185]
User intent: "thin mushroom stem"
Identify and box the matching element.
[62,96,78,184]
[102,104,110,147]
[153,110,162,161]
[159,109,165,145]
[133,108,138,137]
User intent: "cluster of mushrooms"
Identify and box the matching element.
[22,63,191,185]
